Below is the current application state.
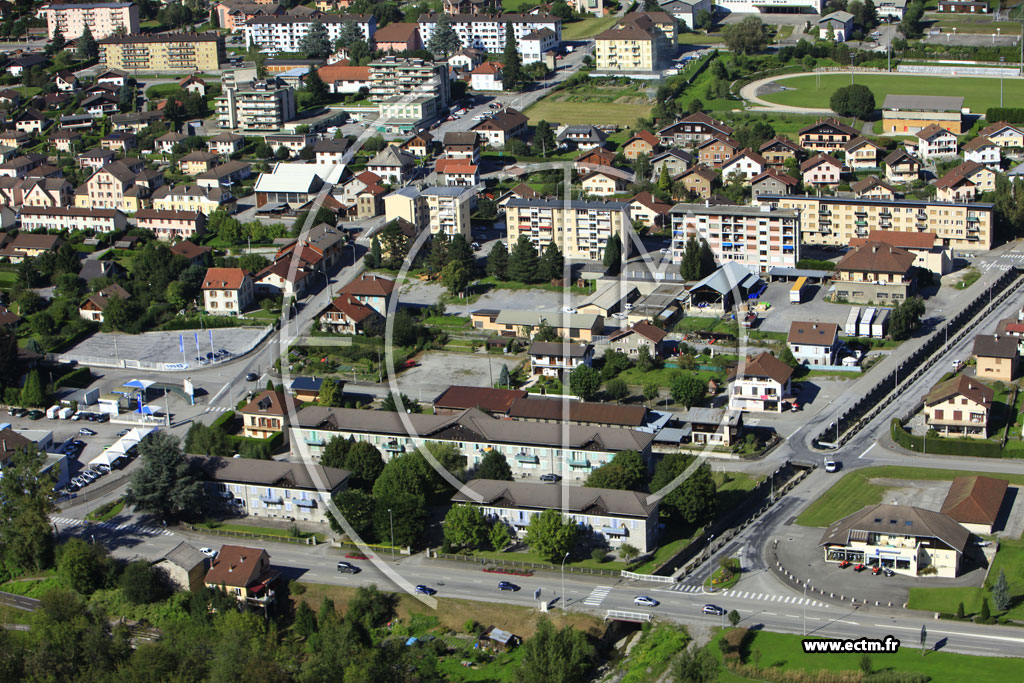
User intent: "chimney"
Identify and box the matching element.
[995,334,1000,342]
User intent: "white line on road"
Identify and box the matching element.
[859,443,877,459]
[886,624,1024,644]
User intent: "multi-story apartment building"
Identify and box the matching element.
[505,198,630,261]
[423,186,473,239]
[98,33,224,73]
[202,267,254,315]
[243,14,375,55]
[669,203,799,274]
[152,184,234,215]
[384,185,429,230]
[658,112,733,148]
[594,11,677,72]
[292,404,652,480]
[728,351,793,413]
[136,209,206,241]
[216,78,296,131]
[368,56,450,106]
[20,206,127,234]
[915,123,958,159]
[754,194,993,251]
[418,12,561,58]
[42,1,140,40]
[797,118,860,152]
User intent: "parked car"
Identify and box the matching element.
[200,547,218,558]
[71,412,83,421]
[95,464,111,474]
[116,429,130,437]
[872,565,882,575]
[336,561,361,574]
[66,482,80,492]
[539,473,562,483]
[838,560,851,569]
[702,604,725,616]
[79,428,96,436]
[246,372,258,381]
[27,410,44,420]
[497,581,520,592]
[415,585,437,596]
[883,568,895,577]
[634,596,659,607]
[824,458,838,473]
[96,414,109,423]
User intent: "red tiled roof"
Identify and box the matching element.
[203,545,269,588]
[340,273,395,297]
[433,385,528,413]
[202,267,247,290]
[848,230,937,251]
[326,293,376,323]
[240,389,299,417]
[836,242,916,274]
[941,475,1008,527]
[317,64,371,83]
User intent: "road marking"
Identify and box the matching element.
[886,625,1024,643]
[858,443,877,459]
[764,611,777,615]
[583,586,612,607]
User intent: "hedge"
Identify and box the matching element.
[795,259,836,271]
[986,108,1024,123]
[227,430,284,459]
[211,410,236,430]
[890,419,1004,458]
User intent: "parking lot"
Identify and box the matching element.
[60,327,271,369]
[396,350,528,403]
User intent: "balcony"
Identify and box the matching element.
[855,219,868,227]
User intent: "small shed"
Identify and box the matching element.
[481,627,521,651]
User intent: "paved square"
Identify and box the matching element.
[62,327,271,369]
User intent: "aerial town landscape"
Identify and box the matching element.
[0,0,1023,679]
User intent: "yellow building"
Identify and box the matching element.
[881,94,965,135]
[98,32,224,73]
[924,375,992,439]
[152,184,234,215]
[384,186,428,230]
[423,186,473,239]
[755,194,992,251]
[505,198,629,261]
[594,12,676,73]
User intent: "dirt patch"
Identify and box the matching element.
[294,583,604,638]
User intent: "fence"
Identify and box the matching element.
[432,551,622,577]
[620,570,676,583]
[813,268,1024,450]
[183,524,321,545]
[897,64,1021,77]
[606,610,651,622]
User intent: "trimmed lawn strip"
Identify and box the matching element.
[196,521,326,542]
[471,548,628,572]
[562,15,618,39]
[525,98,652,127]
[710,628,1024,682]
[759,73,1024,114]
[909,537,1024,620]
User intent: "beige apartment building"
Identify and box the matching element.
[216,78,296,132]
[669,203,799,274]
[384,186,428,230]
[98,33,224,73]
[924,374,993,439]
[43,1,140,40]
[755,194,992,251]
[202,267,254,315]
[594,12,677,72]
[423,186,473,239]
[505,198,629,261]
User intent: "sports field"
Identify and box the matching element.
[562,15,618,40]
[758,73,1024,113]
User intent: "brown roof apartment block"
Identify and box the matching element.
[340,273,395,297]
[738,352,793,385]
[202,267,247,290]
[506,397,648,427]
[836,241,916,274]
[972,334,1019,360]
[433,385,528,414]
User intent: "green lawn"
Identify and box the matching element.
[525,97,651,127]
[908,537,1024,620]
[197,521,326,542]
[759,74,1024,114]
[678,32,725,44]
[711,628,1024,682]
[472,548,627,572]
[562,16,618,40]
[954,267,982,289]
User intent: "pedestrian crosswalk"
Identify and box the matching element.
[52,516,174,537]
[669,583,824,607]
[582,586,612,607]
[207,406,230,412]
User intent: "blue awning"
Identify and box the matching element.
[568,460,590,468]
[515,453,538,463]
[295,499,316,508]
[602,526,627,536]
[261,496,283,505]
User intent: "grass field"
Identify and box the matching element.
[525,98,651,126]
[909,537,1024,619]
[795,465,1024,527]
[711,629,1024,682]
[562,15,618,40]
[678,32,725,44]
[758,74,1024,113]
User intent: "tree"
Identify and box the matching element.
[0,449,55,572]
[860,654,873,675]
[728,609,741,627]
[484,240,509,280]
[533,120,556,157]
[650,454,717,524]
[477,449,513,480]
[643,381,660,406]
[900,0,924,39]
[670,373,704,408]
[304,67,328,105]
[184,422,230,458]
[379,220,410,269]
[318,378,344,407]
[490,521,512,551]
[605,378,628,402]
[120,560,166,604]
[381,391,420,413]
[524,509,578,563]
[956,601,965,619]
[508,235,539,283]
[671,644,718,683]
[585,451,646,491]
[57,537,113,595]
[373,490,425,547]
[428,13,461,57]
[299,20,332,59]
[330,488,375,539]
[427,232,449,277]
[601,350,633,380]
[51,27,66,53]
[0,327,18,394]
[448,234,474,272]
[698,240,716,278]
[993,569,1011,611]
[658,165,671,193]
[294,602,318,638]
[569,364,601,402]
[335,20,364,51]
[20,369,47,407]
[441,261,471,297]
[538,242,564,282]
[602,233,622,275]
[619,543,639,561]
[502,22,523,91]
[125,431,205,522]
[515,618,595,683]
[722,16,767,55]
[498,364,511,388]
[367,236,382,268]
[118,83,135,112]
[695,9,713,31]
[778,345,799,369]
[680,234,701,280]
[78,25,98,60]
[829,84,875,119]
[443,504,490,551]
[889,296,925,341]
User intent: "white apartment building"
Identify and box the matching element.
[19,206,127,234]
[728,352,794,413]
[216,78,296,132]
[418,12,561,59]
[42,1,140,40]
[669,203,800,274]
[915,124,959,160]
[423,186,473,239]
[519,28,559,64]
[504,198,630,261]
[369,56,450,106]
[244,15,375,55]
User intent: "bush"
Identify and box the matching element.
[590,548,607,563]
[986,107,1024,123]
[890,419,1003,457]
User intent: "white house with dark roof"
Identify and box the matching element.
[787,321,840,366]
[728,352,794,413]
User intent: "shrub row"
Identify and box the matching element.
[986,107,1024,123]
[890,419,1003,458]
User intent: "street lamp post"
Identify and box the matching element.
[803,582,808,635]
[388,508,395,560]
[561,552,569,611]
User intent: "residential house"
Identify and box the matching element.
[628,191,672,228]
[977,121,1024,148]
[728,351,794,413]
[152,184,234,215]
[337,171,383,206]
[49,130,82,154]
[443,131,481,162]
[557,125,608,152]
[353,182,385,219]
[180,74,206,96]
[202,267,254,315]
[721,148,766,182]
[650,149,693,179]
[155,131,188,154]
[452,480,659,553]
[434,158,480,188]
[14,108,49,135]
[623,130,659,160]
[319,293,382,334]
[581,170,627,197]
[471,108,528,148]
[832,241,917,304]
[851,176,897,199]
[657,112,733,148]
[203,544,278,605]
[972,334,1019,381]
[240,390,299,439]
[100,132,136,153]
[940,475,1008,534]
[469,61,503,91]
[800,153,842,188]
[519,27,558,64]
[19,207,126,234]
[178,151,220,175]
[78,284,131,323]
[367,146,415,185]
[674,166,716,199]
[847,230,951,276]
[207,132,245,156]
[78,149,116,171]
[844,137,884,169]
[750,169,798,199]
[607,321,667,357]
[528,341,594,376]
[152,542,208,593]
[575,147,616,172]
[289,377,323,403]
[787,321,840,366]
[934,165,978,202]
[817,10,853,41]
[884,149,921,184]
[924,374,993,439]
[915,124,958,159]
[962,136,1001,170]
[55,70,79,92]
[196,161,253,190]
[448,49,485,73]
[400,131,434,158]
[798,118,860,152]
[372,21,421,52]
[21,178,73,208]
[340,274,395,313]
[313,138,350,166]
[758,136,803,169]
[253,259,311,299]
[471,310,604,341]
[682,407,742,447]
[697,135,740,169]
[170,240,212,267]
